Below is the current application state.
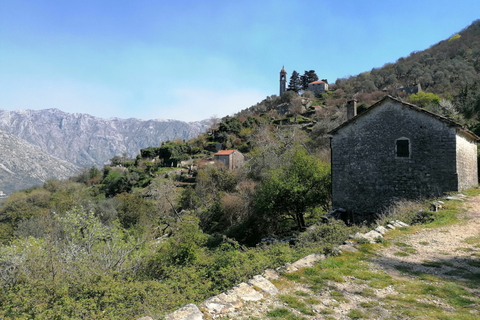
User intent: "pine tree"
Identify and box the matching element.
[300,70,319,90]
[287,70,301,93]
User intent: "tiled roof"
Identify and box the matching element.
[214,150,237,156]
[308,80,325,84]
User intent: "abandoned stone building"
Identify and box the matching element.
[308,80,329,95]
[213,150,244,170]
[329,95,479,214]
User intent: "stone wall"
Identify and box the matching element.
[456,132,478,190]
[331,100,464,213]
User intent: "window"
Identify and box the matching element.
[396,138,410,158]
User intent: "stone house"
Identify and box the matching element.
[329,95,478,214]
[308,80,328,95]
[213,150,244,170]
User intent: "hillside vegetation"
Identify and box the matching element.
[1,20,480,319]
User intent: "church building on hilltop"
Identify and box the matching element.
[279,67,328,96]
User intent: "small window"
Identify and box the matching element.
[396,138,410,158]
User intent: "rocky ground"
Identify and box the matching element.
[161,194,480,320]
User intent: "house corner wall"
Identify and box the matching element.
[456,132,478,190]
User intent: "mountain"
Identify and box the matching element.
[0,129,79,195]
[0,109,209,168]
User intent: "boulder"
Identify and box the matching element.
[230,282,263,301]
[375,226,388,235]
[165,304,203,320]
[263,269,279,280]
[338,244,358,252]
[248,275,279,295]
[201,292,243,314]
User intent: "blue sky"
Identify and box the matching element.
[0,1,479,122]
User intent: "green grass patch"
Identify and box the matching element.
[303,297,320,305]
[394,242,412,247]
[266,308,306,319]
[278,295,314,316]
[463,236,480,245]
[360,301,379,308]
[394,251,409,257]
[347,309,365,319]
[294,290,309,297]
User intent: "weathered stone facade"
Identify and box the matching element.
[308,80,328,95]
[329,96,478,214]
[213,150,244,170]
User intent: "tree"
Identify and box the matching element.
[408,91,441,108]
[254,148,331,232]
[300,70,319,90]
[287,70,301,93]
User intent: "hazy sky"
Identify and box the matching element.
[1,1,479,122]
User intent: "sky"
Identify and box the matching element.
[0,1,479,122]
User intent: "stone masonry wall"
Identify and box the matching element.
[456,132,478,190]
[331,100,460,213]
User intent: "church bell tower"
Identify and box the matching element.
[280,66,287,96]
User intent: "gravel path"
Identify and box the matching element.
[372,195,480,279]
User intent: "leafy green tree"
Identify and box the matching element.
[408,91,441,108]
[255,148,331,232]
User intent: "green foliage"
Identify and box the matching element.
[297,219,355,248]
[254,147,331,232]
[408,91,441,107]
[449,34,461,41]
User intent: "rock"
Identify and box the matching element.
[446,196,465,201]
[395,220,409,227]
[375,226,388,235]
[338,244,358,252]
[201,292,243,314]
[248,275,279,295]
[364,230,383,242]
[230,283,263,301]
[165,304,203,320]
[263,269,279,280]
[386,224,395,230]
[136,317,153,320]
[288,253,326,271]
[391,220,408,228]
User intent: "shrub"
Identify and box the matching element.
[297,219,354,248]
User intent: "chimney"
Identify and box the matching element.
[347,99,357,120]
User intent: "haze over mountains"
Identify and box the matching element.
[0,109,209,194]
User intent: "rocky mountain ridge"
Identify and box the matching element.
[0,129,79,195]
[0,108,209,168]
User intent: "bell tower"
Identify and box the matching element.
[280,66,287,96]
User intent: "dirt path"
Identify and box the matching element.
[218,195,480,319]
[372,195,480,279]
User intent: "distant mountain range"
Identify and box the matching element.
[0,108,209,194]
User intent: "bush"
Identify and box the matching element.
[377,199,428,225]
[297,219,354,248]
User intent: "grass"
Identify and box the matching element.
[266,308,306,319]
[278,295,315,316]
